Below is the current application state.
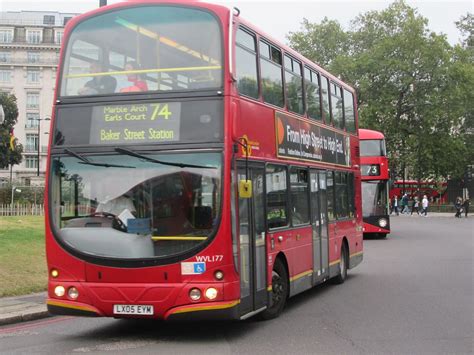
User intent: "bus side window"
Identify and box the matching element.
[235,27,259,99]
[266,165,288,229]
[320,76,330,124]
[260,41,284,107]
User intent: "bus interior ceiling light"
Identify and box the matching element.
[114,17,220,65]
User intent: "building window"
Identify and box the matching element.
[26,113,40,128]
[0,29,13,43]
[26,30,42,44]
[26,93,40,109]
[25,156,39,169]
[63,17,72,26]
[27,52,40,63]
[43,15,55,25]
[55,31,64,44]
[0,70,11,83]
[26,134,39,153]
[27,69,41,83]
[0,51,11,63]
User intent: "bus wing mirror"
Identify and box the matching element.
[239,180,252,198]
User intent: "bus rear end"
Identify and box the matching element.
[359,129,390,237]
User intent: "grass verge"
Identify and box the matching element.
[0,216,47,297]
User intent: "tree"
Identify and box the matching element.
[287,17,349,68]
[287,0,472,181]
[0,93,23,169]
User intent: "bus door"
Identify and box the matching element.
[310,170,329,284]
[237,164,267,316]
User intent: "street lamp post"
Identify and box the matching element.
[10,186,21,216]
[36,117,50,177]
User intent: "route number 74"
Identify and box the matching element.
[150,104,172,120]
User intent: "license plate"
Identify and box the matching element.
[113,304,154,315]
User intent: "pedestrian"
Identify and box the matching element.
[411,196,420,215]
[401,193,409,214]
[407,195,414,214]
[390,195,399,215]
[421,195,429,216]
[454,197,463,218]
[462,198,470,218]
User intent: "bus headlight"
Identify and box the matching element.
[205,287,218,300]
[214,270,224,280]
[51,269,59,278]
[189,288,201,301]
[68,287,79,300]
[54,286,65,297]
[378,218,388,228]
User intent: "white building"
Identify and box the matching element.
[0,11,77,186]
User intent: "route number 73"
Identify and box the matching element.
[150,103,172,120]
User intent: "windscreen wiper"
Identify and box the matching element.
[115,147,217,169]
[64,149,136,169]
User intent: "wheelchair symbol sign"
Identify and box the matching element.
[193,262,206,274]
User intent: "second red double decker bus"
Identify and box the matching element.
[359,129,390,237]
[45,0,363,321]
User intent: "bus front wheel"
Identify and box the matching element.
[261,258,288,320]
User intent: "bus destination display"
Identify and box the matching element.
[90,102,181,145]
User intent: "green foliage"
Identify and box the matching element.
[288,0,473,180]
[0,93,23,169]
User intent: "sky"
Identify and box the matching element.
[0,0,471,45]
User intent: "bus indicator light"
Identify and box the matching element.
[51,269,59,278]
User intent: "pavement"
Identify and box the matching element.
[0,213,465,327]
[0,292,48,326]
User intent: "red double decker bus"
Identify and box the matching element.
[359,129,390,237]
[45,0,363,321]
[389,180,447,203]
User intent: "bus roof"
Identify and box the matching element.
[359,129,385,140]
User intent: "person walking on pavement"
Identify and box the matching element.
[401,193,409,214]
[462,198,470,218]
[454,196,463,218]
[390,195,399,215]
[411,196,420,215]
[421,195,429,216]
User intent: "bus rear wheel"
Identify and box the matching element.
[260,258,288,320]
[332,243,348,284]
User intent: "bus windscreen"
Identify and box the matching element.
[60,5,223,97]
